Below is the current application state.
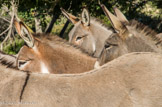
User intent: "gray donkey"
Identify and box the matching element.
[98,4,162,65]
[61,8,113,57]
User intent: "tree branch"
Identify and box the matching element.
[0,0,18,50]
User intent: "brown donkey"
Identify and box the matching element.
[98,5,162,65]
[61,8,113,57]
[14,20,97,74]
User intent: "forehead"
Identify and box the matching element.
[109,24,134,38]
[105,33,122,44]
[108,33,120,39]
[18,39,44,57]
[69,21,89,38]
[18,45,36,60]
[126,25,134,34]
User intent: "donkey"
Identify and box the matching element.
[61,8,113,57]
[98,4,162,65]
[1,52,162,107]
[14,19,98,74]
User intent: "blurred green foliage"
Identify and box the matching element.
[1,36,24,54]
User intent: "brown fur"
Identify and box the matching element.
[17,33,97,74]
[1,52,162,107]
[33,33,95,57]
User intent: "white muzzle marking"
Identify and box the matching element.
[92,41,96,53]
[94,61,100,69]
[41,62,50,74]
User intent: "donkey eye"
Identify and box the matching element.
[18,60,27,68]
[105,43,111,49]
[76,36,82,41]
[76,34,88,41]
[105,43,118,50]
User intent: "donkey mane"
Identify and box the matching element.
[0,51,17,69]
[129,20,161,46]
[33,33,96,58]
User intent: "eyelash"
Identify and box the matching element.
[105,43,118,49]
[18,60,27,68]
[76,34,88,40]
[76,36,82,41]
[17,59,33,68]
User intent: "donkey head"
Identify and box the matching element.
[98,5,158,65]
[63,8,112,57]
[61,8,96,55]
[14,20,53,73]
[14,19,96,73]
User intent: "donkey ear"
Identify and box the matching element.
[14,19,35,48]
[113,7,129,24]
[61,8,79,24]
[101,4,127,34]
[81,8,90,26]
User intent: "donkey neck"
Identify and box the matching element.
[126,36,162,53]
[126,20,162,53]
[40,36,97,74]
[50,44,97,74]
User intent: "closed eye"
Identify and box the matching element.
[76,36,82,41]
[76,34,88,41]
[104,43,118,49]
[105,43,111,49]
[17,59,32,69]
[18,60,27,68]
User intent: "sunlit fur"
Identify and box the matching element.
[17,34,97,73]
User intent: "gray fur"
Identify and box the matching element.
[98,20,161,65]
[0,51,17,68]
[69,17,114,57]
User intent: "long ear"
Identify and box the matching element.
[14,19,35,48]
[60,8,79,24]
[113,7,129,24]
[81,8,90,26]
[100,4,127,35]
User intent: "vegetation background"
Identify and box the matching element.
[0,0,161,54]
